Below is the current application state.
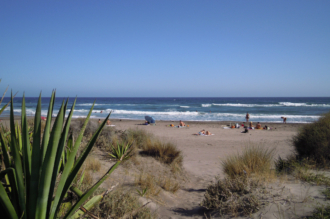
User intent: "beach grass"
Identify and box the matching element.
[135,169,180,195]
[85,157,101,172]
[141,140,183,167]
[275,155,330,186]
[222,143,275,179]
[135,172,161,196]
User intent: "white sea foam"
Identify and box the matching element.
[180,106,190,108]
[76,103,108,106]
[211,112,319,119]
[201,104,212,107]
[76,103,138,106]
[279,102,330,107]
[110,109,198,116]
[211,102,330,107]
[212,103,279,107]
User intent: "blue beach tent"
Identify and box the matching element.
[145,116,156,124]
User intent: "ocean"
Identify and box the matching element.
[2,97,330,123]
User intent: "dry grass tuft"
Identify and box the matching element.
[135,172,161,196]
[135,169,181,195]
[85,157,101,172]
[201,176,262,217]
[91,188,155,219]
[141,140,183,167]
[123,128,153,149]
[74,168,93,191]
[158,176,180,193]
[222,144,275,179]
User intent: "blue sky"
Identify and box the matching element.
[1,1,329,97]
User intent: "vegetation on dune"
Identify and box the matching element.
[201,144,274,217]
[0,91,132,219]
[78,124,184,170]
[293,111,330,167]
[275,156,330,186]
[0,79,17,116]
[307,205,330,219]
[201,176,262,217]
[222,144,275,179]
[141,140,183,166]
[90,188,155,219]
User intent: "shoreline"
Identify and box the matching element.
[0,115,309,125]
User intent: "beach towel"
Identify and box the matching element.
[223,127,231,129]
[106,125,116,127]
[176,126,186,128]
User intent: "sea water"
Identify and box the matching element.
[2,97,330,123]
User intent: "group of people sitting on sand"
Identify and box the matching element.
[248,121,269,129]
[241,121,271,133]
[98,119,111,125]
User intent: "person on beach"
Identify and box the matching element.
[249,121,254,129]
[281,117,287,124]
[98,119,101,124]
[179,120,186,127]
[246,112,250,122]
[198,129,205,135]
[106,119,111,125]
[195,129,212,135]
[205,130,212,135]
[256,122,262,129]
[241,128,249,133]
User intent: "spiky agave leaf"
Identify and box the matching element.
[9,91,25,219]
[0,168,19,219]
[0,92,125,219]
[109,142,133,161]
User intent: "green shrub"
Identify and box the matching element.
[274,155,297,174]
[307,205,330,219]
[293,111,330,166]
[323,188,330,200]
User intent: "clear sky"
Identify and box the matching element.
[1,0,329,97]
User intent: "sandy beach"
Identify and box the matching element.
[3,117,329,218]
[108,119,302,179]
[103,119,330,218]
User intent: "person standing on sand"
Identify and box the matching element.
[281,117,287,124]
[246,112,250,123]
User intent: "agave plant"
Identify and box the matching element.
[0,91,131,219]
[0,79,17,116]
